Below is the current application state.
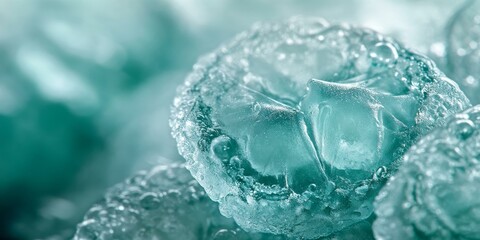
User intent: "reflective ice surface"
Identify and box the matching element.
[374,105,480,240]
[171,17,470,238]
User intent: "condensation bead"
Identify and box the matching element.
[370,42,399,65]
[171,17,470,238]
[374,105,480,240]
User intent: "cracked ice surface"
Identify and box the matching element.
[374,105,480,240]
[171,17,470,238]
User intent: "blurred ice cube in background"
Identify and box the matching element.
[0,0,471,239]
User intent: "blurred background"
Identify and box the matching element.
[0,0,472,239]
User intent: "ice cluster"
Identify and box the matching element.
[170,17,470,238]
[74,162,382,240]
[374,105,480,240]
[73,163,289,240]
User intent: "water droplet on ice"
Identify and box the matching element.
[454,119,475,140]
[370,42,398,65]
[213,229,237,240]
[139,192,160,210]
[211,135,238,161]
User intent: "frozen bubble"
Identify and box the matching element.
[370,42,398,65]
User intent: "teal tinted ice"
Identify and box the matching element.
[374,105,480,240]
[73,163,288,240]
[446,0,480,104]
[74,162,377,240]
[171,17,470,238]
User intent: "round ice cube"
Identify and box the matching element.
[374,105,480,240]
[171,17,470,238]
[73,163,286,240]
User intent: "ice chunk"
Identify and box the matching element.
[374,105,480,240]
[73,163,287,240]
[446,0,480,104]
[171,17,470,238]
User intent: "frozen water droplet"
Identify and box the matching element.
[369,42,398,65]
[211,136,238,161]
[453,119,475,140]
[139,192,160,210]
[213,229,237,240]
[307,183,317,192]
[374,166,388,180]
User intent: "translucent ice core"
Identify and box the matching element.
[301,78,417,172]
[171,17,470,238]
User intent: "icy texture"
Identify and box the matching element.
[446,0,480,104]
[73,163,376,240]
[73,163,287,240]
[374,105,480,240]
[171,17,470,238]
